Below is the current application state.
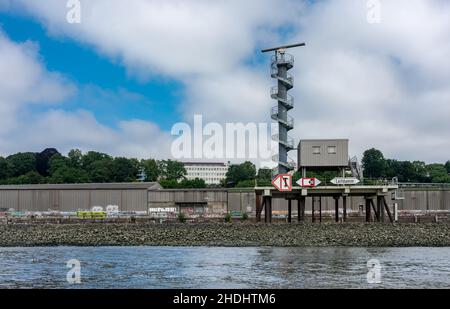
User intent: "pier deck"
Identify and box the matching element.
[255,185,399,224]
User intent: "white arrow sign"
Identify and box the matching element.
[331,177,360,185]
[296,178,322,188]
[272,174,293,192]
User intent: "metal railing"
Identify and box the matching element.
[398,183,450,188]
[271,53,294,67]
[271,66,294,86]
[271,107,294,128]
[271,155,296,172]
[271,87,294,108]
[272,134,295,150]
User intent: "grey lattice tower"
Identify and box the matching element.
[262,43,305,175]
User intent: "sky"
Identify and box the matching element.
[0,0,449,164]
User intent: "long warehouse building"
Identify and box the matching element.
[0,183,161,213]
[0,183,449,215]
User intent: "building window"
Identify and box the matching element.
[328,146,337,154]
[312,146,321,154]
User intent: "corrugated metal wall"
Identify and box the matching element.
[0,189,148,212]
[1,187,450,213]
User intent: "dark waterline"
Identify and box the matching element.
[0,247,449,289]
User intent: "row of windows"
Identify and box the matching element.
[185,167,228,172]
[186,177,224,182]
[187,173,227,177]
[312,146,337,155]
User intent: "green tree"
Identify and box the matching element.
[111,157,139,182]
[81,151,112,170]
[225,161,256,187]
[0,157,11,180]
[36,148,60,176]
[6,152,37,177]
[362,148,387,178]
[236,179,256,188]
[445,161,450,174]
[159,179,181,189]
[180,178,207,188]
[257,168,272,186]
[50,167,90,184]
[426,164,450,183]
[412,161,427,182]
[88,159,114,183]
[159,160,186,181]
[48,154,71,175]
[68,149,83,169]
[15,171,45,184]
[141,159,159,181]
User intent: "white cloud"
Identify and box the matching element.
[0,31,74,134]
[288,0,450,162]
[0,31,171,159]
[1,0,450,163]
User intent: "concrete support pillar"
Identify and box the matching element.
[377,196,384,223]
[365,198,372,223]
[256,194,262,222]
[334,196,340,223]
[343,196,347,222]
[288,199,292,223]
[263,196,272,224]
[298,196,306,222]
[312,197,316,223]
[319,197,322,223]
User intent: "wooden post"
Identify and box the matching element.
[370,199,380,222]
[365,198,371,223]
[298,196,306,222]
[264,197,268,223]
[319,197,322,223]
[288,199,292,223]
[256,194,262,222]
[376,196,381,222]
[267,197,272,224]
[383,197,394,223]
[343,196,347,222]
[312,197,316,223]
[334,196,339,223]
[377,196,385,223]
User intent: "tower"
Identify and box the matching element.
[262,43,305,175]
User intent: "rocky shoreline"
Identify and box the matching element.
[1,223,450,247]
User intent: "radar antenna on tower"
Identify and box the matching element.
[262,42,305,175]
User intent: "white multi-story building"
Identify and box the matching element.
[183,162,229,185]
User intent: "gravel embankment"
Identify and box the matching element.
[1,223,450,247]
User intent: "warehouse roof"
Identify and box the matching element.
[0,182,162,191]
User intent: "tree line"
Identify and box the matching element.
[0,148,206,187]
[0,148,449,187]
[362,148,450,183]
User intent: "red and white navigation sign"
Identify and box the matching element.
[272,174,293,192]
[296,178,322,188]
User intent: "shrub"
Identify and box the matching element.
[242,213,249,221]
[224,213,232,223]
[178,212,187,223]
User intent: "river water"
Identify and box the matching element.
[0,247,449,289]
